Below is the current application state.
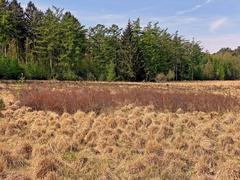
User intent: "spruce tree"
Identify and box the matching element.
[25,1,43,63]
[34,8,62,77]
[59,11,86,79]
[117,20,145,81]
[8,0,27,61]
[0,0,10,56]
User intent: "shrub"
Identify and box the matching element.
[19,87,114,114]
[155,73,167,82]
[18,86,240,114]
[23,63,50,80]
[60,70,78,81]
[0,56,24,80]
[106,61,116,82]
[167,70,175,81]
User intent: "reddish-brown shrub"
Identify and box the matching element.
[18,86,240,114]
[19,87,114,114]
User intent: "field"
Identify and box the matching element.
[0,81,240,179]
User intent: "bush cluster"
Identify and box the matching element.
[0,56,23,80]
[19,86,240,114]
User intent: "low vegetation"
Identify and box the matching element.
[0,99,5,111]
[0,81,240,179]
[18,86,239,114]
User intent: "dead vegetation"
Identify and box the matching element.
[0,81,240,179]
[0,98,5,110]
[18,85,239,114]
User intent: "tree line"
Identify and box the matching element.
[1,0,240,81]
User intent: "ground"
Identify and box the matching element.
[0,81,240,179]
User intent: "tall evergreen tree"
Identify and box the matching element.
[34,7,62,77]
[140,23,173,81]
[59,11,86,79]
[171,32,186,80]
[85,24,120,80]
[24,1,43,63]
[8,0,27,61]
[86,24,107,80]
[117,20,145,81]
[0,0,10,56]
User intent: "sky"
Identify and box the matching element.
[18,0,240,53]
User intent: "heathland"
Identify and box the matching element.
[0,81,240,179]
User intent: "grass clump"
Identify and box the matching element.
[0,99,5,111]
[35,157,62,179]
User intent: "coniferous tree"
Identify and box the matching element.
[86,24,120,80]
[104,24,121,81]
[0,0,11,56]
[171,32,186,80]
[34,7,62,77]
[25,1,43,63]
[117,20,145,81]
[8,0,27,61]
[59,11,86,80]
[140,23,172,81]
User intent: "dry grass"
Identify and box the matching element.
[35,156,62,179]
[0,81,240,179]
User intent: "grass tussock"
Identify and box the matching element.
[18,86,239,114]
[1,103,240,179]
[17,142,33,160]
[0,145,26,170]
[35,156,62,179]
[5,173,32,180]
[0,98,5,110]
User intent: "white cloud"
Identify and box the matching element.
[209,17,228,32]
[177,0,214,15]
[199,34,240,53]
[76,12,128,27]
[75,10,200,28]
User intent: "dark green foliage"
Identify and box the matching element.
[117,20,145,81]
[8,0,27,61]
[106,60,117,81]
[22,63,50,80]
[0,56,23,79]
[140,23,173,81]
[0,1,240,81]
[85,24,120,81]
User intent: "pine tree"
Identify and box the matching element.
[85,24,105,80]
[171,32,186,80]
[8,0,27,61]
[59,11,86,79]
[104,24,121,80]
[117,20,145,81]
[34,8,62,77]
[0,0,10,56]
[25,1,43,63]
[140,23,173,81]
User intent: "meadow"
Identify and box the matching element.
[0,81,240,179]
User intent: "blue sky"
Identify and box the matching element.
[18,0,240,53]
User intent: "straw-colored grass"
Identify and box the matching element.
[0,81,240,179]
